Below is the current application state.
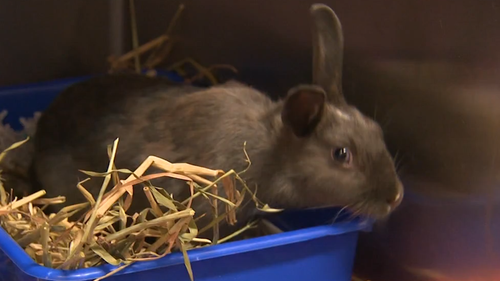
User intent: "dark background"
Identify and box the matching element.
[1,1,499,280]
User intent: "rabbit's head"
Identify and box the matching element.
[268,4,403,219]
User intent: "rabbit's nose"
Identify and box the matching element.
[387,181,404,209]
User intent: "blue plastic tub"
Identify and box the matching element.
[0,75,372,281]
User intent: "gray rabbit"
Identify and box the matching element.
[31,4,403,239]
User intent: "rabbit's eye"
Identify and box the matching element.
[332,147,353,166]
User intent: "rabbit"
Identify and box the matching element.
[31,3,403,240]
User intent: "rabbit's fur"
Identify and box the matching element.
[31,4,403,239]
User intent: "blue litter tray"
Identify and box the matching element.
[0,75,372,281]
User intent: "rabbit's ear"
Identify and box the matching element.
[282,85,326,137]
[310,4,345,105]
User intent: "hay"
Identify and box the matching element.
[0,136,280,281]
[107,3,238,85]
